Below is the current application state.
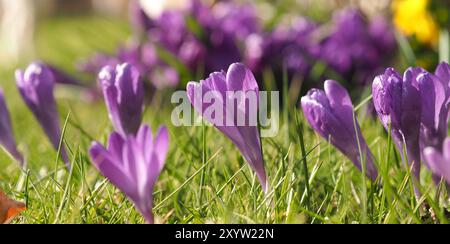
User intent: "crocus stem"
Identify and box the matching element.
[406,145,422,199]
[143,211,154,224]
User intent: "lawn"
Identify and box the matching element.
[0,13,448,224]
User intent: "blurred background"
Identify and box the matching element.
[0,0,448,99]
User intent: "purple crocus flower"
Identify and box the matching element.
[301,80,378,180]
[372,68,422,183]
[89,125,169,224]
[186,63,268,192]
[98,63,144,137]
[15,62,69,166]
[0,88,24,166]
[424,138,450,184]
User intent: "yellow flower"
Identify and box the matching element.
[393,0,439,45]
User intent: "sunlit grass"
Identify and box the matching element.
[0,15,448,224]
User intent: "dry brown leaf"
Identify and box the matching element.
[0,190,26,224]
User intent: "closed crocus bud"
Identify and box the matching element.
[0,88,24,166]
[187,63,268,192]
[424,138,450,185]
[301,80,378,180]
[89,125,169,224]
[15,62,69,167]
[372,68,422,184]
[98,63,144,137]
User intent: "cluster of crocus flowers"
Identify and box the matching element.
[90,62,168,224]
[372,62,449,187]
[187,63,268,192]
[0,89,24,166]
[302,62,449,194]
[81,1,397,94]
[301,80,378,180]
[15,62,69,167]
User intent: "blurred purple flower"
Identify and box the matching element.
[15,62,69,167]
[0,88,24,166]
[79,53,120,75]
[148,9,205,70]
[80,43,179,90]
[424,138,450,184]
[301,80,378,180]
[98,63,144,137]
[186,63,268,192]
[319,9,397,85]
[89,125,169,224]
[201,2,260,73]
[248,17,318,81]
[142,0,260,74]
[372,68,422,183]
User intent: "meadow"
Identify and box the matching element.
[0,0,449,224]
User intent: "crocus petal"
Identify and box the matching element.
[423,147,446,181]
[443,138,450,161]
[153,126,169,173]
[435,62,450,88]
[424,138,450,184]
[417,72,445,132]
[89,142,136,197]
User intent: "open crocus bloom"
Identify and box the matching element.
[301,80,378,180]
[15,62,69,167]
[424,138,450,185]
[186,63,268,192]
[89,125,169,224]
